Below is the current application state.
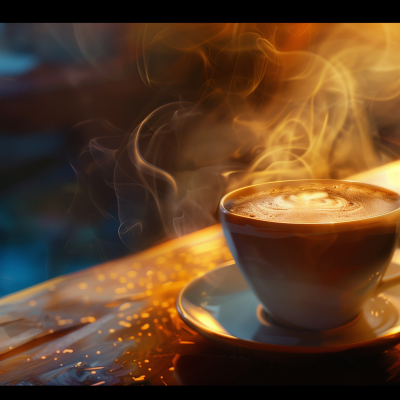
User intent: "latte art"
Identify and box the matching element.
[225,182,400,223]
[271,190,360,211]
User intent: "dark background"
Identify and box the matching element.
[0,23,165,297]
[3,23,400,300]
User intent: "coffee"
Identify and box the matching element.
[220,179,400,330]
[225,182,400,223]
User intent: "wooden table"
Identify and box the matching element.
[2,161,400,385]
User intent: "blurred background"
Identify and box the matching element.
[3,23,400,299]
[0,23,164,297]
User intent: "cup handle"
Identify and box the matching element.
[377,262,400,293]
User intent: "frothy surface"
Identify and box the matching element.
[225,182,400,223]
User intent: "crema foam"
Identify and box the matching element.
[225,182,400,223]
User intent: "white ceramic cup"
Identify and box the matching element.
[219,179,400,331]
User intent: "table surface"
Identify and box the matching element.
[3,162,400,385]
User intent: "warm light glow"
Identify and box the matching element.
[87,23,400,244]
[4,25,400,385]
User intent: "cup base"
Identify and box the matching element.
[256,304,362,332]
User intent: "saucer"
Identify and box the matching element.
[176,262,400,353]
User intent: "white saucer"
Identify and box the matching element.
[176,262,400,353]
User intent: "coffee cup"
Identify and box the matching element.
[219,179,400,331]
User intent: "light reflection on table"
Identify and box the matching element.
[0,223,234,385]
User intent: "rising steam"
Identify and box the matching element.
[71,23,400,250]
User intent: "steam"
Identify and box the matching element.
[72,23,400,249]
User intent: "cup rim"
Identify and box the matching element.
[219,179,400,226]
